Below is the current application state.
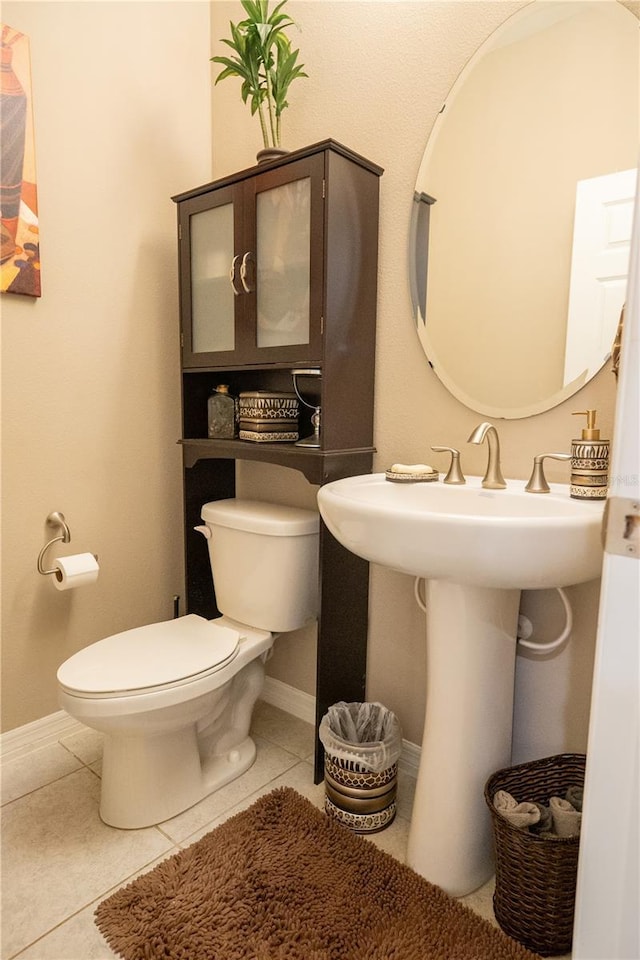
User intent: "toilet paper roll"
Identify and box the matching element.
[52,553,99,591]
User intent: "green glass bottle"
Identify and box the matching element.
[207,385,236,439]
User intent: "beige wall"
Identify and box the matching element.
[1,1,212,731]
[211,0,629,755]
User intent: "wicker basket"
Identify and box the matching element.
[484,753,586,956]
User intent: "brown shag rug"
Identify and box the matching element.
[95,787,542,960]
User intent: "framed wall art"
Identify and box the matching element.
[1,24,41,297]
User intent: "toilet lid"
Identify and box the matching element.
[57,615,240,695]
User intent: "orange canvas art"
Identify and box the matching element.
[1,24,41,297]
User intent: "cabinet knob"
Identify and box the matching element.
[229,255,241,296]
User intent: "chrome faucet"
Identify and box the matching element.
[467,421,506,489]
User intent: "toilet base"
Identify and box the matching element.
[100,728,257,829]
[98,654,268,829]
[58,623,274,829]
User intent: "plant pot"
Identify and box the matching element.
[256,147,289,164]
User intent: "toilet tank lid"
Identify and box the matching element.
[201,499,319,536]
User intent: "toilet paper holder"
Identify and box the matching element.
[37,511,72,576]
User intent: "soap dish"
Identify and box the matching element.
[385,469,439,483]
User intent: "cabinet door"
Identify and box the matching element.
[179,184,247,368]
[178,155,325,368]
[242,154,325,364]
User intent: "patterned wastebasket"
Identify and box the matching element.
[319,702,402,834]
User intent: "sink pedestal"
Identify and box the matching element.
[407,580,520,897]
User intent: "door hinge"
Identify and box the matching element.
[180,331,184,348]
[320,315,324,335]
[322,179,326,199]
[603,496,640,558]
[178,223,182,241]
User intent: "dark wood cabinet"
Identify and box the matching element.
[172,140,382,781]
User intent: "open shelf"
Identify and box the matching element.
[179,438,374,484]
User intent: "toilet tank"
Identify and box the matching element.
[200,500,319,633]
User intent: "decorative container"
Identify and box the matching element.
[207,385,236,439]
[238,390,299,443]
[484,753,586,956]
[256,147,289,164]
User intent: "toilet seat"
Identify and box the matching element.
[57,615,240,699]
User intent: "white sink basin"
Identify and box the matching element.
[317,472,604,896]
[318,473,604,589]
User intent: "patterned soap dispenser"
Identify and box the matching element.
[570,410,609,501]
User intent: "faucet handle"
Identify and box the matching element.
[431,446,466,485]
[525,452,571,494]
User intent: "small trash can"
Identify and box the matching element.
[484,753,586,957]
[319,701,402,834]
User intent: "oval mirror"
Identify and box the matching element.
[410,1,638,419]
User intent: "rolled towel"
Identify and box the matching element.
[550,795,582,837]
[529,801,553,834]
[566,785,584,812]
[493,790,541,830]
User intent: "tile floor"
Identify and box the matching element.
[1,702,570,960]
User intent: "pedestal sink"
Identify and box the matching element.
[317,474,604,896]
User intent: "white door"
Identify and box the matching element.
[572,180,639,959]
[563,168,637,386]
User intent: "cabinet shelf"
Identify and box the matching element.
[179,438,374,484]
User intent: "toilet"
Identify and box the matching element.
[57,500,319,829]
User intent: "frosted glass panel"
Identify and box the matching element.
[190,204,235,353]
[257,178,310,348]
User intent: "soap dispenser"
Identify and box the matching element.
[570,410,609,500]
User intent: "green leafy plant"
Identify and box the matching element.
[211,0,307,150]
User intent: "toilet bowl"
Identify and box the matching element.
[57,500,319,829]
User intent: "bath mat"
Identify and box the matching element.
[95,787,542,960]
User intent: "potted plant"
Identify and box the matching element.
[211,0,307,160]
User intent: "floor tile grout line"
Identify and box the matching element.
[3,727,304,829]
[0,760,99,810]
[7,843,184,960]
[172,755,312,850]
[58,738,102,767]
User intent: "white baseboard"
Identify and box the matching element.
[0,710,85,764]
[262,676,316,724]
[398,738,421,779]
[2,681,422,778]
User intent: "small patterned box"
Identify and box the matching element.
[238,391,299,443]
